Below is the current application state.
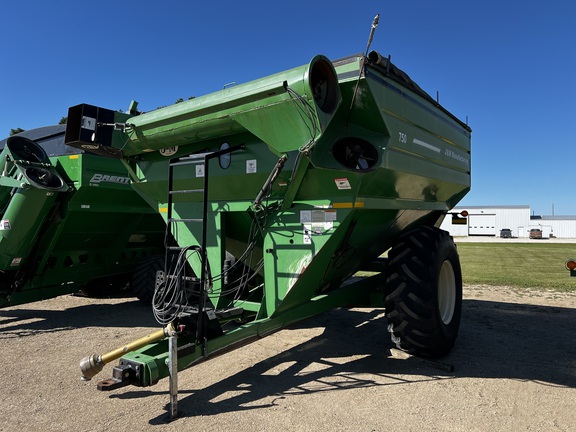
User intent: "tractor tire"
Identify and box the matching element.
[384,226,462,358]
[131,254,164,304]
[79,275,130,298]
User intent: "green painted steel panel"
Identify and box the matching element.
[0,142,166,307]
[67,50,471,386]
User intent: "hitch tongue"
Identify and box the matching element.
[79,322,176,381]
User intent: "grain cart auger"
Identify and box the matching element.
[69,50,471,414]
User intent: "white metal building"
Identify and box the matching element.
[440,205,530,237]
[438,205,576,238]
[529,216,576,238]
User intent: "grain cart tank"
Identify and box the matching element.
[69,51,471,404]
[0,126,166,307]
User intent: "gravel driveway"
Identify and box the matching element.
[1,285,575,431]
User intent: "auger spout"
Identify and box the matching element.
[65,55,341,158]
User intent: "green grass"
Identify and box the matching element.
[457,242,576,292]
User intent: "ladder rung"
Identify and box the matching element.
[170,157,208,167]
[169,189,203,195]
[168,218,203,223]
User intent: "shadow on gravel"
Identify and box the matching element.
[453,299,576,386]
[103,298,576,423]
[0,297,155,336]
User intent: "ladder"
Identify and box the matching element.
[162,143,244,421]
[164,144,245,338]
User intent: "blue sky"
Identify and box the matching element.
[1,1,575,215]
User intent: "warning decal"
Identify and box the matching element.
[300,209,336,244]
[246,160,257,174]
[334,178,351,190]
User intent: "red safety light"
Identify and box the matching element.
[460,210,469,217]
[565,259,576,271]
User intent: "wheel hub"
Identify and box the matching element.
[438,260,456,325]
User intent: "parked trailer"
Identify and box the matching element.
[0,126,166,307]
[68,48,471,415]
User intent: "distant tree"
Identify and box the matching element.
[59,117,67,124]
[9,128,25,136]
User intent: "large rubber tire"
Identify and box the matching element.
[131,254,164,304]
[384,226,462,358]
[79,275,130,298]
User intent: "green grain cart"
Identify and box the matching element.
[0,126,166,307]
[69,50,471,413]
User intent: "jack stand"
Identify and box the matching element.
[166,334,180,420]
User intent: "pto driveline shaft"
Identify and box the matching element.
[79,323,175,381]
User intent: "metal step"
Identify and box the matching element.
[168,218,203,223]
[167,246,186,251]
[169,189,203,195]
[170,153,210,167]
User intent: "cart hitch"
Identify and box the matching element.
[97,363,140,391]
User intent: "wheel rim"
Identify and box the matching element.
[438,260,456,325]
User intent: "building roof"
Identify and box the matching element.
[454,205,530,210]
[537,215,576,220]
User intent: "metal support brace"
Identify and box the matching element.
[168,334,179,420]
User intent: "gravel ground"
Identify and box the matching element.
[1,285,575,432]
